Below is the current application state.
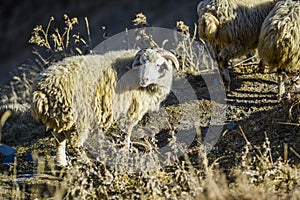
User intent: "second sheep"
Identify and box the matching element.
[197,0,278,90]
[258,0,300,100]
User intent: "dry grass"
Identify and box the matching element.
[0,14,300,200]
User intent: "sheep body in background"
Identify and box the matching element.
[31,48,179,166]
[197,0,277,89]
[258,0,300,99]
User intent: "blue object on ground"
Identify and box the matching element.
[226,122,237,130]
[0,144,16,164]
[25,154,33,162]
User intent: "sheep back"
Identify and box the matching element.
[258,0,300,73]
[198,0,277,60]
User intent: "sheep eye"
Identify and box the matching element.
[158,64,168,73]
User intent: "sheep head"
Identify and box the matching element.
[197,2,220,41]
[132,48,179,87]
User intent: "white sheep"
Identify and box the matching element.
[197,0,278,89]
[31,48,179,166]
[258,0,300,100]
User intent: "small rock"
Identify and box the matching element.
[0,144,16,164]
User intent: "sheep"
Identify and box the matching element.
[31,48,179,166]
[258,0,300,100]
[197,0,278,90]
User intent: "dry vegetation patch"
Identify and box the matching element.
[0,14,300,199]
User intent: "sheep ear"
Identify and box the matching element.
[132,59,142,69]
[132,49,144,69]
[159,63,169,73]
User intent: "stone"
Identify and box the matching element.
[0,144,16,164]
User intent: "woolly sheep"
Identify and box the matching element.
[258,0,300,99]
[197,0,277,89]
[31,48,179,166]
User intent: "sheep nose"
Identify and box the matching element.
[140,77,149,87]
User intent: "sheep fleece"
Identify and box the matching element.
[258,0,300,73]
[198,0,277,61]
[31,49,168,138]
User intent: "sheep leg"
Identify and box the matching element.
[124,125,152,150]
[123,124,138,149]
[51,131,68,166]
[56,140,67,166]
[258,60,266,74]
[125,126,133,149]
[217,50,231,91]
[68,130,90,164]
[278,72,286,101]
[126,136,131,148]
[218,64,231,91]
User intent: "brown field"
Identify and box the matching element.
[0,15,300,200]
